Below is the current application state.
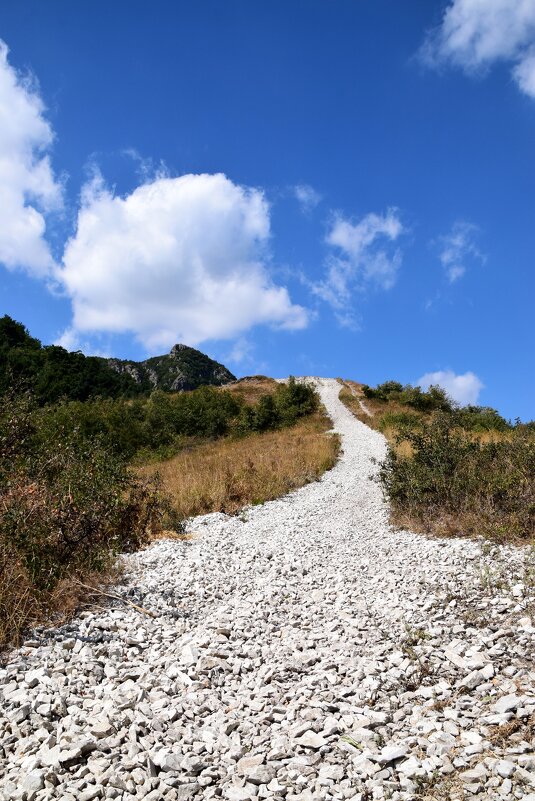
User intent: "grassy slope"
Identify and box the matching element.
[338,379,534,543]
[1,378,340,647]
[139,378,340,519]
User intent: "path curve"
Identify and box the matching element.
[1,379,534,801]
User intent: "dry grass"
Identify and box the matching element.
[489,713,535,746]
[139,411,340,519]
[0,542,40,647]
[339,380,380,425]
[223,376,279,405]
[147,529,196,543]
[0,542,124,649]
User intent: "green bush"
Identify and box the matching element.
[454,405,511,432]
[1,392,169,597]
[363,381,403,400]
[35,378,319,462]
[380,413,535,541]
[377,411,422,433]
[362,381,453,413]
[234,378,317,433]
[273,377,318,424]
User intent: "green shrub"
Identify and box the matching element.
[363,380,403,400]
[35,378,319,462]
[399,384,453,413]
[454,405,511,432]
[380,413,535,541]
[0,392,175,644]
[273,377,318,425]
[377,411,422,433]
[35,386,243,461]
[362,381,453,413]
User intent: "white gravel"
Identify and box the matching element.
[1,378,534,801]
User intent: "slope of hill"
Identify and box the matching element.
[104,343,235,392]
[0,316,235,403]
[1,379,533,801]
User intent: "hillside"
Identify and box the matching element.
[1,379,533,801]
[0,316,235,403]
[104,343,235,392]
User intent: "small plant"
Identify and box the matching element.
[402,624,429,646]
[339,734,363,751]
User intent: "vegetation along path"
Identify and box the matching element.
[2,379,534,801]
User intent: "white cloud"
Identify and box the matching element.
[54,328,112,358]
[417,369,484,405]
[420,0,535,98]
[311,209,404,325]
[0,40,63,276]
[223,337,269,374]
[58,172,308,351]
[513,46,535,95]
[226,337,254,365]
[294,183,321,213]
[436,220,484,282]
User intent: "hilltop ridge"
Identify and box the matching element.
[104,342,235,393]
[0,315,235,403]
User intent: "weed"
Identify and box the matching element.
[339,734,363,751]
[489,713,535,746]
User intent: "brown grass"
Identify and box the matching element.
[0,544,124,649]
[223,376,279,405]
[489,714,535,746]
[338,381,380,425]
[0,542,41,647]
[147,529,196,543]
[139,411,340,519]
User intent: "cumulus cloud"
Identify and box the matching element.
[436,220,484,282]
[417,369,484,405]
[420,0,535,98]
[294,183,321,213]
[226,337,254,366]
[58,172,308,351]
[223,336,268,374]
[311,209,404,326]
[0,40,63,276]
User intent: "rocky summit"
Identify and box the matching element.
[105,344,235,393]
[1,379,534,801]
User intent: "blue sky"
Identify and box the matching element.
[0,0,533,419]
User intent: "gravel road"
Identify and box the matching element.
[1,378,534,801]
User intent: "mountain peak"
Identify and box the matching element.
[170,343,189,355]
[107,344,235,392]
